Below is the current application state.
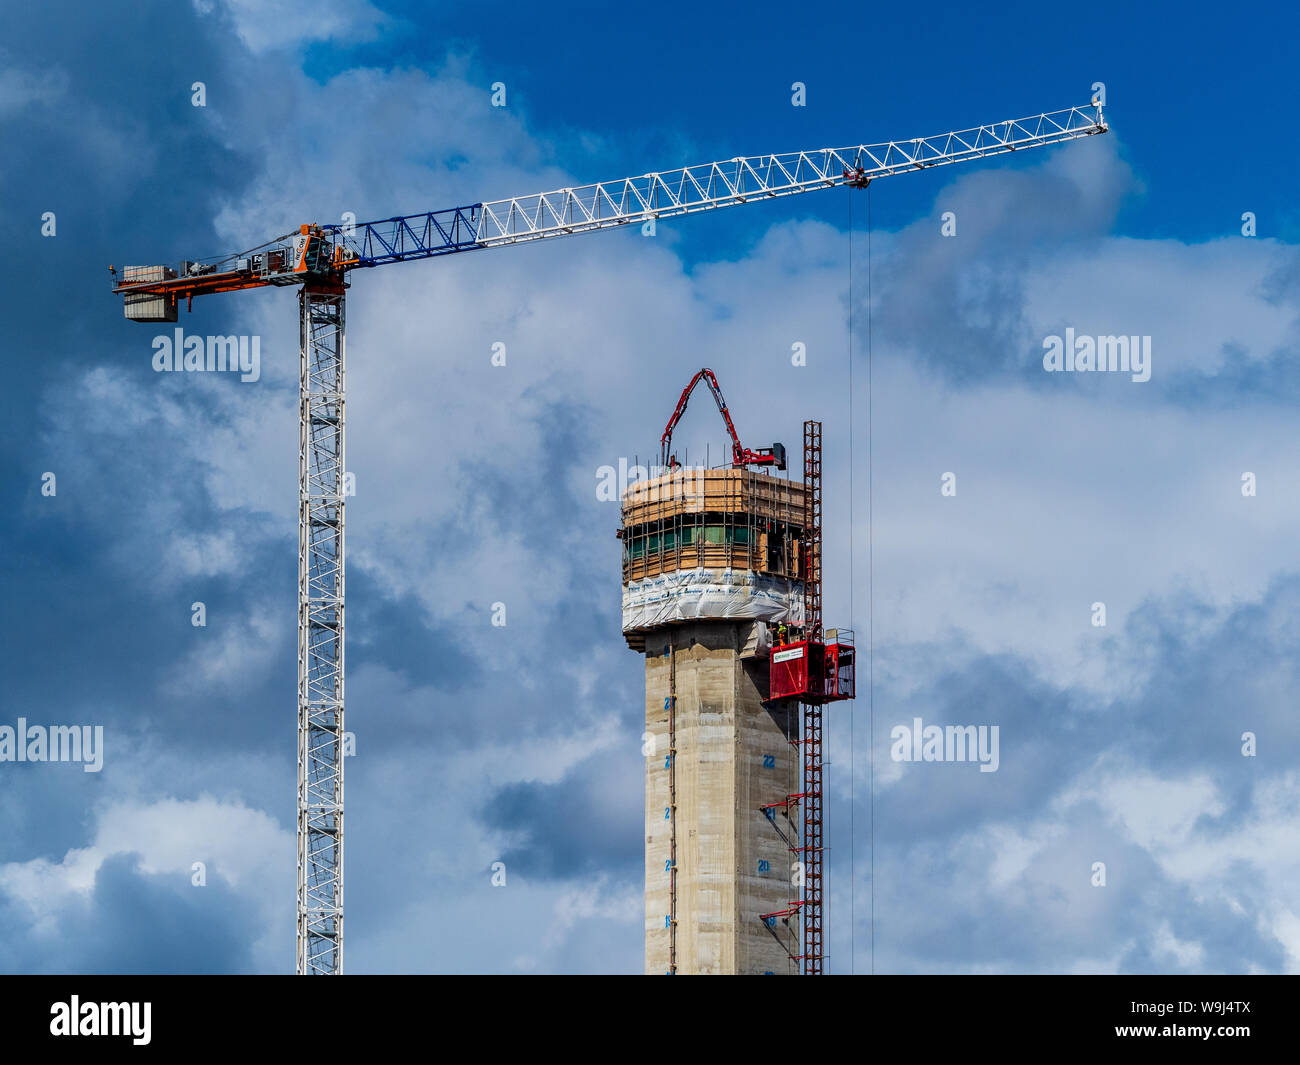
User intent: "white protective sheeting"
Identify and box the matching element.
[622,568,804,633]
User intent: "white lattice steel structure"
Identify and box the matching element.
[471,105,1105,248]
[297,287,347,975]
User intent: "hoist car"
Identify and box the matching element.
[769,629,855,703]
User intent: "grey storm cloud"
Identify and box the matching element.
[0,853,260,975]
[861,139,1134,384]
[479,749,644,881]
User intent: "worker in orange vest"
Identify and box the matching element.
[776,621,788,645]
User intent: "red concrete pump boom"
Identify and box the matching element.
[660,367,786,471]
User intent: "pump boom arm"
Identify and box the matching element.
[660,367,783,470]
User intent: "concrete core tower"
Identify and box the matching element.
[621,467,807,974]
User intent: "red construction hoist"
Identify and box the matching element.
[766,420,855,973]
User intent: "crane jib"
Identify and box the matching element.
[110,104,1105,317]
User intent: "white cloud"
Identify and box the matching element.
[1152,919,1206,968]
[0,64,66,117]
[0,795,291,967]
[161,599,284,694]
[194,0,385,54]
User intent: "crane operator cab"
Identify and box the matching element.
[291,224,335,278]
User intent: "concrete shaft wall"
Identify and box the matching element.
[643,621,800,974]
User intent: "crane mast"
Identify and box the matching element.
[109,103,1107,975]
[297,284,347,975]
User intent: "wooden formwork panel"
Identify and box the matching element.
[624,544,760,582]
[622,540,806,584]
[622,469,807,528]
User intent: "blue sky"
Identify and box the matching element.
[2,0,1299,973]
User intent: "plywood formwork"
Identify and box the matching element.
[622,468,808,527]
[621,468,809,585]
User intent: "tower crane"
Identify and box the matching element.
[109,103,1107,976]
